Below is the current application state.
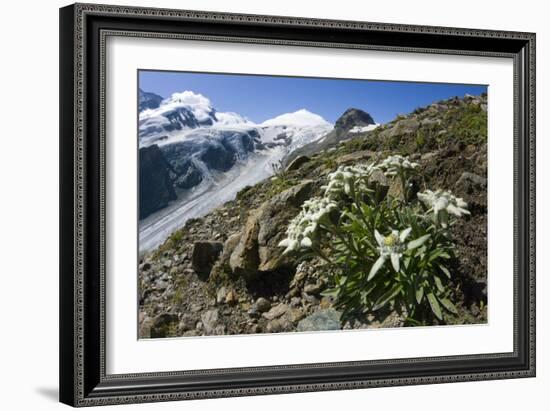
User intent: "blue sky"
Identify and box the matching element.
[139,70,487,124]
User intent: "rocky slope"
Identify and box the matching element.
[138,93,488,338]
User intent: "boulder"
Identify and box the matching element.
[456,172,487,194]
[262,303,289,320]
[368,169,390,202]
[191,241,223,278]
[285,155,310,171]
[200,309,220,335]
[254,297,271,313]
[229,209,262,279]
[216,286,227,304]
[266,317,293,333]
[303,281,325,295]
[257,181,314,271]
[230,180,314,279]
[379,118,420,140]
[296,309,342,332]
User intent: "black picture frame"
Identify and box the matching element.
[59,3,536,407]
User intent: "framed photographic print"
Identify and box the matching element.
[59,3,536,407]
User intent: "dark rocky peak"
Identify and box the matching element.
[334,108,375,132]
[139,89,163,112]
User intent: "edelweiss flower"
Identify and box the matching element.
[417,189,470,226]
[368,228,412,279]
[322,164,377,198]
[278,197,338,254]
[379,155,419,176]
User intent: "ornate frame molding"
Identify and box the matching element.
[60,3,535,407]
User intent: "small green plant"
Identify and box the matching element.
[415,129,426,149]
[279,155,470,323]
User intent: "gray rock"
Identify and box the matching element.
[225,289,238,305]
[368,169,390,202]
[229,214,262,280]
[303,282,324,295]
[285,307,306,324]
[420,151,439,162]
[150,313,179,338]
[263,303,289,320]
[178,314,197,332]
[297,309,342,332]
[266,317,293,333]
[201,309,220,335]
[221,233,241,261]
[139,317,154,338]
[290,297,302,307]
[247,307,261,318]
[456,172,487,193]
[302,292,319,305]
[189,303,203,313]
[254,297,271,313]
[285,155,310,171]
[191,241,223,278]
[230,181,314,279]
[270,180,314,208]
[155,280,169,291]
[216,287,227,304]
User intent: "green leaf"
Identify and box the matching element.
[373,284,403,311]
[439,265,452,279]
[407,234,431,250]
[415,286,424,304]
[320,288,339,298]
[439,297,458,314]
[434,275,445,293]
[429,249,450,262]
[427,292,443,320]
[368,256,385,281]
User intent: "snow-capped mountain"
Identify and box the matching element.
[138,90,333,252]
[139,91,224,141]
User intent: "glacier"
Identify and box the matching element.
[138,91,333,253]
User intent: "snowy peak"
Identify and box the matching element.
[139,91,219,139]
[261,109,331,128]
[159,91,216,123]
[138,90,332,152]
[139,91,257,142]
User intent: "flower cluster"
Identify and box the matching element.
[278,153,475,322]
[278,197,338,254]
[417,189,470,226]
[378,155,419,177]
[322,164,378,199]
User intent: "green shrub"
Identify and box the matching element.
[279,155,470,324]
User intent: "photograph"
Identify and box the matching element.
[137,71,489,338]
